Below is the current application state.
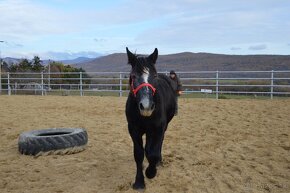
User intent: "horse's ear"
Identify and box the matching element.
[148,48,158,64]
[126,47,136,66]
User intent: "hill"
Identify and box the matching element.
[73,53,131,72]
[73,52,290,72]
[60,57,95,65]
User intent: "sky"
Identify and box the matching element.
[0,0,290,60]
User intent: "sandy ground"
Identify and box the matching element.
[0,96,289,193]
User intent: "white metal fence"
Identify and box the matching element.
[0,71,290,99]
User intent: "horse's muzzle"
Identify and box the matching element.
[139,98,155,117]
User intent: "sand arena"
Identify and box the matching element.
[0,96,289,193]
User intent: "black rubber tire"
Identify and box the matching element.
[18,128,88,156]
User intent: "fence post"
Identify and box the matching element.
[119,73,123,97]
[15,82,17,95]
[216,71,219,99]
[270,70,274,99]
[80,72,83,96]
[48,62,51,89]
[0,67,1,95]
[41,71,44,96]
[7,72,10,96]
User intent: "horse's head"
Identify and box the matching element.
[126,47,158,117]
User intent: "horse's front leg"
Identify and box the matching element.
[129,125,145,190]
[145,129,164,179]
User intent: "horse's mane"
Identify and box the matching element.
[157,73,177,92]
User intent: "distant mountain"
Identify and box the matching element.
[73,53,131,72]
[73,52,290,72]
[60,57,96,65]
[42,51,103,61]
[1,57,97,66]
[3,52,290,72]
[2,57,22,64]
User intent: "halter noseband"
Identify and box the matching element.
[130,79,156,97]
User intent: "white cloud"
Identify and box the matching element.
[0,0,92,40]
[1,1,49,36]
[131,1,290,54]
[1,0,290,57]
[231,47,242,51]
[249,44,267,50]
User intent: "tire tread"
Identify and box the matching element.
[18,128,88,156]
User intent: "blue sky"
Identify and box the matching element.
[0,0,290,60]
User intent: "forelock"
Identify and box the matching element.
[133,56,155,74]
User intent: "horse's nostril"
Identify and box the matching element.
[139,103,145,110]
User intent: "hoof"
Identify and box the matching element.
[157,160,164,167]
[145,166,157,179]
[133,182,145,190]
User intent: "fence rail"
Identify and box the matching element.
[0,71,289,99]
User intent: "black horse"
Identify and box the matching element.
[125,47,177,189]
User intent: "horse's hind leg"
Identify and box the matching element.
[160,125,168,164]
[129,125,145,189]
[157,132,165,166]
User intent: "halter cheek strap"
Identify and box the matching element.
[131,80,156,97]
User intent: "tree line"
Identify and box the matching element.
[1,56,91,89]
[1,56,86,73]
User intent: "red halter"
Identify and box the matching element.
[131,79,156,97]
